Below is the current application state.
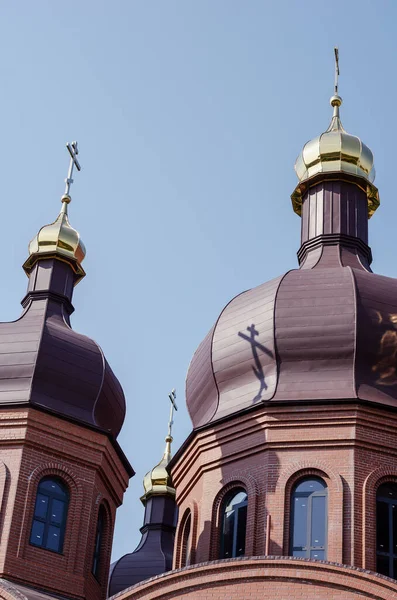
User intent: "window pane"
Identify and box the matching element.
[310,549,325,560]
[295,479,326,494]
[225,491,247,511]
[182,515,191,568]
[292,550,306,557]
[293,496,308,549]
[46,525,61,552]
[39,479,67,498]
[311,496,326,547]
[235,505,247,557]
[394,559,397,579]
[377,501,389,553]
[30,520,45,547]
[378,483,397,501]
[377,554,390,576]
[50,499,65,526]
[393,504,397,556]
[34,494,49,520]
[222,510,235,558]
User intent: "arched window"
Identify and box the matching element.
[30,477,69,553]
[376,482,397,577]
[290,477,327,559]
[220,488,247,559]
[92,506,106,579]
[180,512,192,568]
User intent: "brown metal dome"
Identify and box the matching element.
[0,256,126,438]
[1,181,127,438]
[186,179,396,429]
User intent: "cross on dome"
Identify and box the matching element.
[63,141,81,201]
[334,46,339,95]
[167,388,178,439]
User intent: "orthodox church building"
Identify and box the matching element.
[0,57,397,600]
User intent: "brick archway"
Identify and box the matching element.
[363,466,397,570]
[275,461,343,563]
[17,462,84,574]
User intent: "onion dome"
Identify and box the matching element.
[142,434,175,500]
[109,419,176,595]
[23,194,86,283]
[186,186,397,429]
[0,143,127,440]
[186,60,397,430]
[291,94,380,219]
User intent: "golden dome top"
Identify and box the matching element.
[291,94,380,218]
[295,95,375,184]
[23,194,86,282]
[141,434,175,502]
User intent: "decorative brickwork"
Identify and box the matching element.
[0,407,129,600]
[278,463,343,562]
[110,557,397,600]
[174,500,199,570]
[170,402,397,572]
[363,467,397,571]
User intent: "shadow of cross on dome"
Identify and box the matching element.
[238,324,274,403]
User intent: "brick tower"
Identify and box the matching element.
[0,144,132,600]
[113,53,397,599]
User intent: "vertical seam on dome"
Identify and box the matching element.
[347,266,359,399]
[337,244,343,267]
[357,251,372,273]
[29,298,49,402]
[92,342,106,426]
[271,269,296,400]
[208,290,248,424]
[313,244,324,269]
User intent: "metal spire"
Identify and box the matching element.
[63,141,81,200]
[328,47,343,131]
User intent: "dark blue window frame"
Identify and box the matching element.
[376,482,397,578]
[220,488,248,559]
[30,477,69,554]
[290,477,328,560]
[92,506,106,579]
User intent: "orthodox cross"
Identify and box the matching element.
[334,47,340,95]
[167,388,178,438]
[64,141,81,197]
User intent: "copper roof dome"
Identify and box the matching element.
[186,69,396,429]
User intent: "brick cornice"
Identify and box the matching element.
[110,557,397,600]
[172,403,397,505]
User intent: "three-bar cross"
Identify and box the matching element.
[64,141,81,197]
[334,47,340,95]
[167,389,178,438]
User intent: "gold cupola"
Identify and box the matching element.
[141,390,177,502]
[291,50,379,218]
[23,142,86,283]
[141,434,175,502]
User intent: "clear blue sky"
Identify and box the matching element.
[0,0,396,561]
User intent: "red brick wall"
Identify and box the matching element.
[0,407,130,600]
[113,557,397,600]
[171,403,397,572]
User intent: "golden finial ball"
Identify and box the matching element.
[330,95,342,107]
[61,194,72,204]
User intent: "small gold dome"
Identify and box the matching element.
[23,195,86,282]
[292,95,380,218]
[141,435,175,502]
